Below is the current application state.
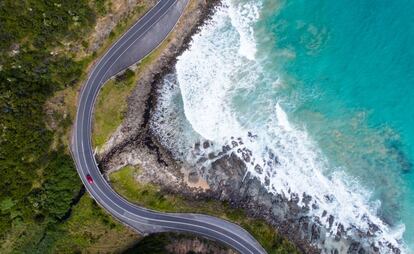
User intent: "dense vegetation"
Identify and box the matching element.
[0,0,99,251]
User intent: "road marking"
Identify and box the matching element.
[72,1,266,253]
[83,179,256,254]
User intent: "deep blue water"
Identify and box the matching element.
[256,0,414,247]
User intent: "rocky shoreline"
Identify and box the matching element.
[97,1,402,253]
[98,0,223,187]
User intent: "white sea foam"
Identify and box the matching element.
[228,0,261,60]
[150,74,203,159]
[168,0,405,252]
[176,4,253,141]
[275,102,292,131]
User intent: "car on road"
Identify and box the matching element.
[86,174,93,184]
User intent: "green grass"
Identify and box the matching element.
[0,193,140,254]
[92,34,173,149]
[110,166,301,254]
[93,69,136,148]
[52,195,140,253]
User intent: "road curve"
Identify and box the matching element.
[71,0,267,253]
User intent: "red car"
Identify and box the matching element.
[86,174,94,184]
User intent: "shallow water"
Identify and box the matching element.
[151,0,414,251]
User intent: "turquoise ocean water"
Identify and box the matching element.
[152,0,414,251]
[256,0,414,248]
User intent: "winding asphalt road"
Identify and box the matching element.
[71,0,266,253]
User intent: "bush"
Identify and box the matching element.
[0,0,97,250]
